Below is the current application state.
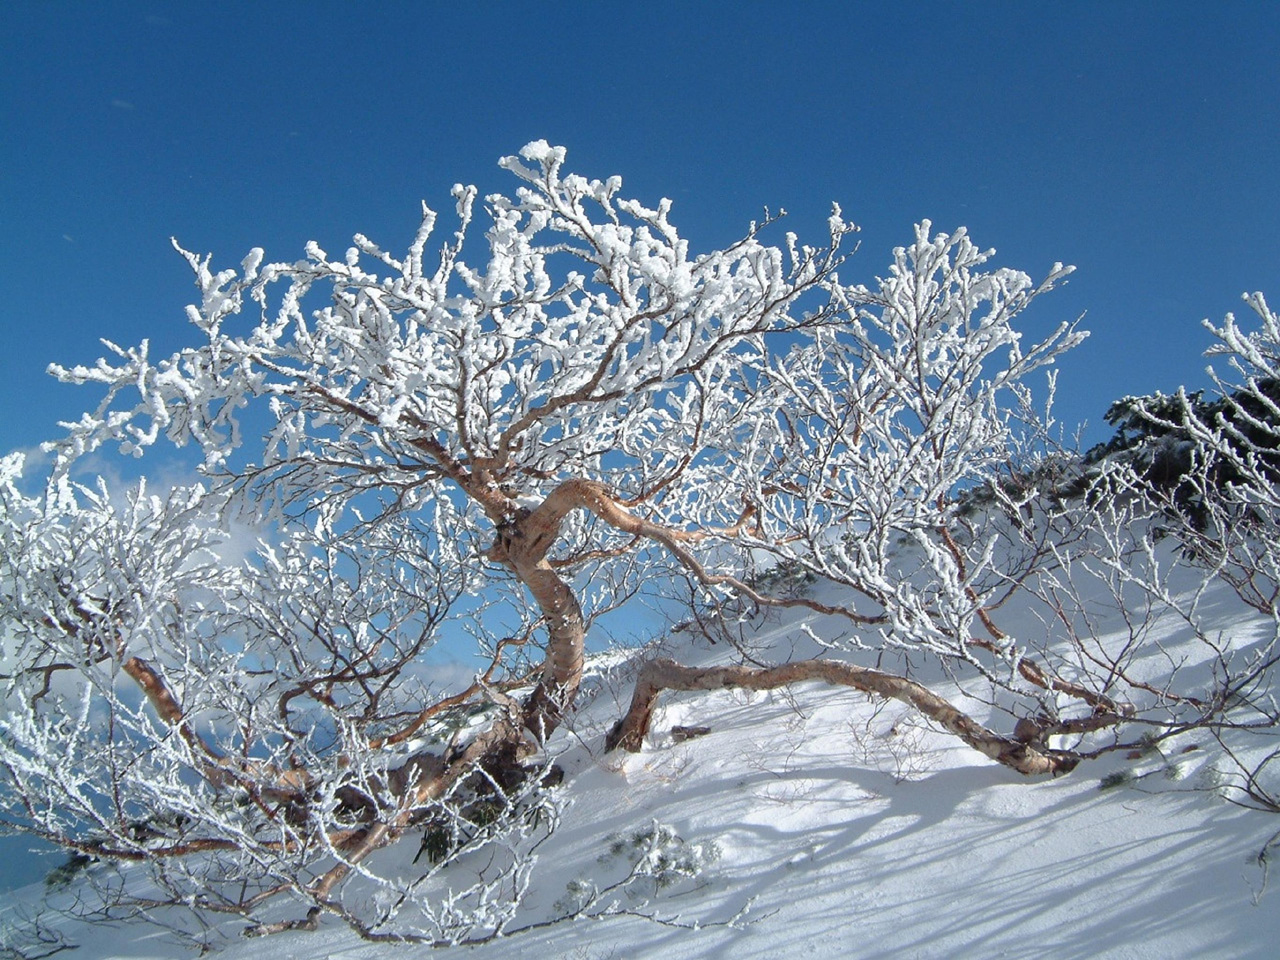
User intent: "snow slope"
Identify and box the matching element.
[4,572,1279,960]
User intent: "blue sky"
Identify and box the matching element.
[3,1,1279,458]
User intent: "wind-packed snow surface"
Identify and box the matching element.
[4,565,1277,960]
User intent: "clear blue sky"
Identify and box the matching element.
[3,1,1279,458]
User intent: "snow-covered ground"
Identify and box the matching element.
[4,571,1279,960]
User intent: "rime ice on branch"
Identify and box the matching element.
[11,142,1274,944]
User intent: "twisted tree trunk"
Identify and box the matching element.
[510,557,585,738]
[606,657,1080,777]
[487,483,594,739]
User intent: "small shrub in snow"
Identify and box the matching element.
[846,710,935,784]
[550,821,728,927]
[1099,771,1135,791]
[605,821,721,891]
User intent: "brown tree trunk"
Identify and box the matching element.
[511,557,585,738]
[606,657,1080,777]
[487,476,882,741]
[486,484,592,739]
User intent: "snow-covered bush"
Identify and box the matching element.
[0,143,857,941]
[1121,293,1280,806]
[3,143,1278,944]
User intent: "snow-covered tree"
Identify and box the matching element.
[2,143,1274,942]
[1110,294,1280,806]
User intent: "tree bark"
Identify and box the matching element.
[605,657,1080,777]
[489,477,884,739]
[487,489,589,739]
